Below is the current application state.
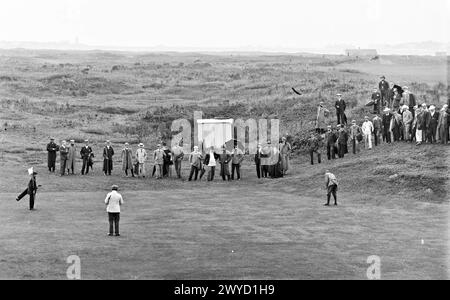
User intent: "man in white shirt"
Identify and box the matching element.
[136,143,147,178]
[105,185,123,236]
[324,170,339,206]
[361,116,374,149]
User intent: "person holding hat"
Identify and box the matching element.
[121,143,135,177]
[16,169,38,210]
[80,140,93,175]
[361,116,374,150]
[378,76,390,107]
[104,185,123,237]
[382,108,393,144]
[371,88,382,114]
[67,140,77,175]
[103,140,115,176]
[136,143,147,178]
[46,138,59,173]
[316,102,330,134]
[402,105,413,142]
[334,94,347,126]
[59,140,69,176]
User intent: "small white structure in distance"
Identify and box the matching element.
[197,119,234,152]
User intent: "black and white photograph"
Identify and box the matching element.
[0,0,449,285]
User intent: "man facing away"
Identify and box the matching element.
[172,142,184,179]
[401,105,413,142]
[372,115,383,147]
[121,143,135,177]
[103,140,115,176]
[188,146,203,181]
[349,120,362,154]
[153,144,165,179]
[279,137,292,175]
[80,139,93,175]
[325,126,337,160]
[324,170,339,206]
[361,116,374,150]
[307,133,322,165]
[16,169,38,210]
[136,143,147,178]
[371,88,381,115]
[231,145,244,180]
[46,137,59,173]
[105,185,123,237]
[59,140,69,176]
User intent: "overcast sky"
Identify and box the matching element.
[0,0,448,50]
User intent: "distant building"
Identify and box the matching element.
[435,51,447,57]
[345,49,378,58]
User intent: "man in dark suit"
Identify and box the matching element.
[16,169,38,210]
[428,105,439,143]
[382,108,393,144]
[334,94,347,125]
[325,126,337,160]
[254,143,262,178]
[80,140,93,175]
[379,76,390,107]
[46,138,59,173]
[421,104,431,143]
[371,89,382,114]
[103,140,114,176]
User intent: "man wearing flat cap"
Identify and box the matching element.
[16,168,38,210]
[80,140,93,175]
[105,185,123,237]
[334,94,347,126]
[46,137,59,173]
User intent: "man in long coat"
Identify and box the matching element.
[254,144,262,179]
[172,142,184,179]
[325,126,337,160]
[67,140,77,175]
[103,140,115,176]
[334,94,347,125]
[219,146,231,181]
[428,105,439,144]
[46,138,59,173]
[316,102,330,134]
[382,108,393,144]
[402,105,413,142]
[371,89,381,114]
[121,143,134,177]
[437,105,448,144]
[372,115,383,147]
[279,137,292,175]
